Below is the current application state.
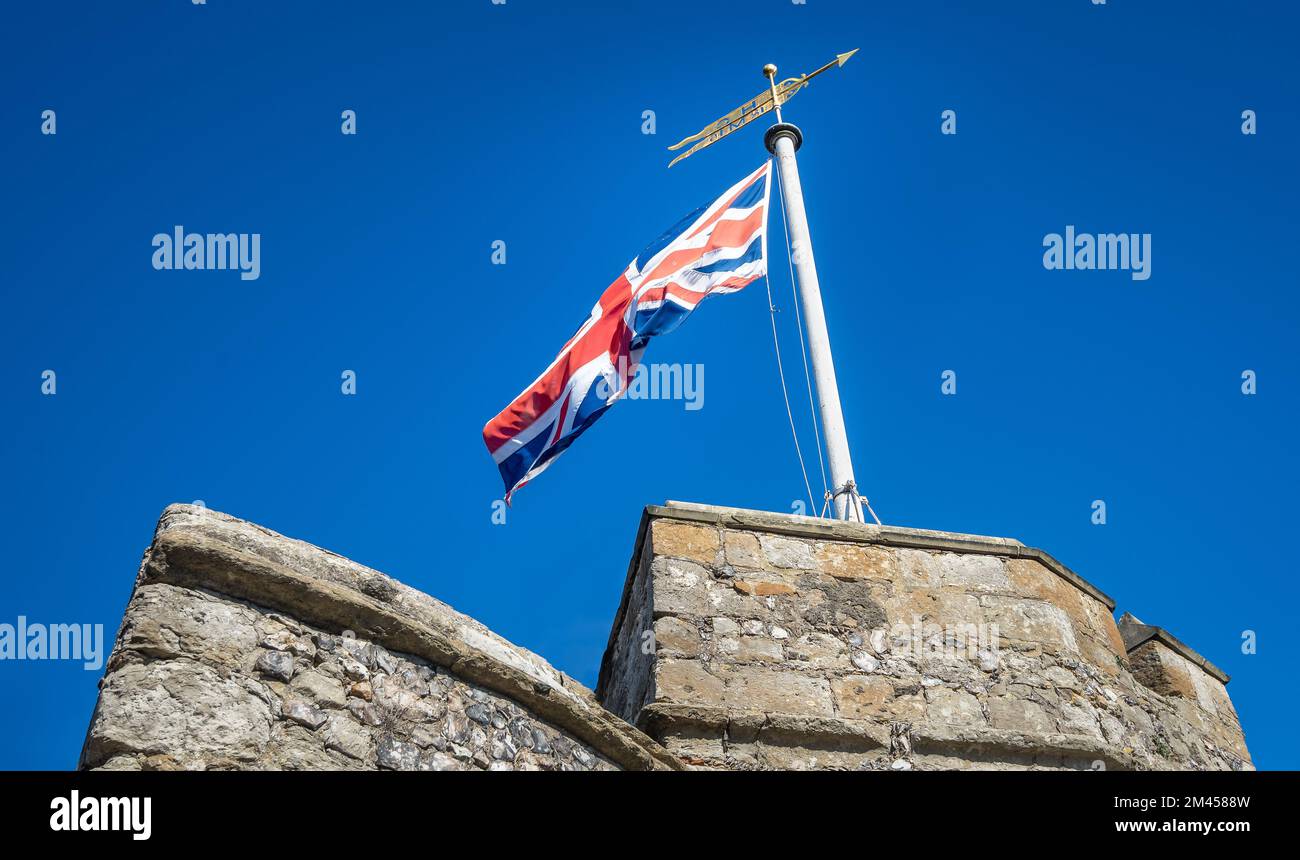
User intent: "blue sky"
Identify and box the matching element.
[1,1,1295,769]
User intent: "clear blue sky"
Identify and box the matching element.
[2,1,1295,769]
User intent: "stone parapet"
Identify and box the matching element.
[80,505,681,771]
[596,502,1252,771]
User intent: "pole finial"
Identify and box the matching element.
[764,64,784,124]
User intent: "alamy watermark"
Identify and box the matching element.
[877,617,1000,664]
[50,791,151,840]
[640,617,1000,668]
[152,226,261,281]
[594,357,705,411]
[1043,226,1150,281]
[0,616,104,670]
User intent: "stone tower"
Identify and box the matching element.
[596,503,1250,770]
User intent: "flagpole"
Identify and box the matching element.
[763,64,865,522]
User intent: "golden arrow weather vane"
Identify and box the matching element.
[666,49,859,167]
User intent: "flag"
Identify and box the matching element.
[483,161,772,502]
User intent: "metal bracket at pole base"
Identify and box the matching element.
[832,479,860,521]
[764,122,803,154]
[832,479,881,525]
[823,480,882,525]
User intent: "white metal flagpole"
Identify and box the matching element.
[763,64,866,522]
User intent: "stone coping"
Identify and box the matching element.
[133,505,683,771]
[596,501,1117,700]
[1118,613,1231,685]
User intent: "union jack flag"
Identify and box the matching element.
[483,161,772,502]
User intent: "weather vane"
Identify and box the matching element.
[666,49,858,168]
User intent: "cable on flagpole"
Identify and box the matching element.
[763,269,818,517]
[775,162,830,505]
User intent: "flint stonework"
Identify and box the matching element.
[79,504,680,771]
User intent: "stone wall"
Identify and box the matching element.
[1117,613,1248,762]
[596,502,1252,771]
[81,502,1251,772]
[80,505,681,771]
